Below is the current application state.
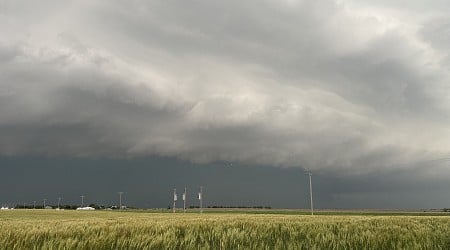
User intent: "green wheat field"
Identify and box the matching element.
[1,210,450,249]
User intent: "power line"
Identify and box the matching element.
[305,170,314,215]
[118,192,124,210]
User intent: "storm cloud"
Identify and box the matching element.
[1,0,450,176]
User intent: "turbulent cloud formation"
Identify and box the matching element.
[1,0,450,174]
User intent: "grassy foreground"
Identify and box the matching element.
[1,210,450,249]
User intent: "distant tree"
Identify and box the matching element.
[88,204,100,209]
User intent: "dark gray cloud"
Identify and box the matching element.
[1,156,450,209]
[0,0,449,177]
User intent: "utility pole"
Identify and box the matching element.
[118,192,123,210]
[173,189,177,213]
[183,187,187,213]
[80,195,85,208]
[306,170,314,215]
[198,186,203,213]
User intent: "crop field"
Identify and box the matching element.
[1,210,450,249]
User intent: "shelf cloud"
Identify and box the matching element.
[1,0,450,175]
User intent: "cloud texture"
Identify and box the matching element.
[1,0,450,174]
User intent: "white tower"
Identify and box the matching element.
[173,189,177,213]
[183,187,187,213]
[198,186,203,213]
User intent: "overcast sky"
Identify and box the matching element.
[1,0,450,209]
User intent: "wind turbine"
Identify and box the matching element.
[305,170,314,215]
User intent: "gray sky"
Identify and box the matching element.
[1,0,450,208]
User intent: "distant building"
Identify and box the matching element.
[76,207,95,210]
